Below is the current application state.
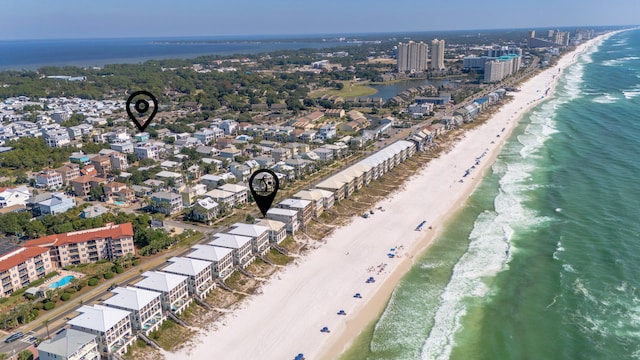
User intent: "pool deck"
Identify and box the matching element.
[41,270,85,291]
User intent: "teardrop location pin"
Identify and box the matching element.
[126,90,158,132]
[249,169,279,218]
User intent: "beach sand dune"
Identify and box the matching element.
[173,34,609,360]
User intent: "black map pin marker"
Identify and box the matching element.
[249,169,279,218]
[126,90,158,132]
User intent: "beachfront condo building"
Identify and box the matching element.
[256,219,287,245]
[277,198,313,230]
[266,208,300,234]
[23,222,135,268]
[37,328,101,360]
[226,223,271,257]
[67,305,136,358]
[162,257,216,300]
[0,246,54,297]
[209,233,255,269]
[134,271,192,314]
[397,41,428,73]
[187,244,235,280]
[103,286,165,335]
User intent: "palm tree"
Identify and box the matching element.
[43,318,51,339]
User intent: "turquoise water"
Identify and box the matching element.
[342,30,640,359]
[114,201,126,205]
[49,275,74,289]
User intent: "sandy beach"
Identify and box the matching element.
[172,34,608,360]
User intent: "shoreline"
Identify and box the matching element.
[171,34,612,360]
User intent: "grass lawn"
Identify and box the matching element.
[312,81,378,98]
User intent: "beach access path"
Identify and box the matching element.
[172,34,609,360]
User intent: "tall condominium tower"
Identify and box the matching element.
[430,39,445,70]
[397,41,428,73]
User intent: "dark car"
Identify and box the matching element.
[4,331,23,343]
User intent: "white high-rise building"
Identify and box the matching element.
[397,41,428,73]
[430,39,445,70]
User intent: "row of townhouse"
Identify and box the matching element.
[262,141,417,234]
[38,220,288,360]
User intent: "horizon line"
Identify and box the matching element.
[0,24,634,42]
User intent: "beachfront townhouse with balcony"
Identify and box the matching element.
[187,244,234,280]
[134,271,191,314]
[292,189,326,218]
[162,257,216,300]
[277,198,313,230]
[227,223,270,257]
[0,246,53,297]
[37,328,101,360]
[309,188,335,210]
[103,286,165,335]
[209,233,254,269]
[255,219,287,245]
[266,208,299,234]
[67,304,136,358]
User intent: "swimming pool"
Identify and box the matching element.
[114,201,125,205]
[49,275,74,289]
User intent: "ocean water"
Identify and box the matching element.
[342,29,640,360]
[0,37,345,70]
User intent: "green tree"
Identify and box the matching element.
[18,349,33,360]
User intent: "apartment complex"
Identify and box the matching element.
[430,39,445,70]
[397,41,428,73]
[0,246,54,297]
[23,223,135,268]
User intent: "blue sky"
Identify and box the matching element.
[1,0,638,40]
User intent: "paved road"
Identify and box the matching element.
[0,332,37,357]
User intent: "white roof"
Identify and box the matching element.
[316,178,346,190]
[256,219,286,231]
[219,183,248,193]
[68,305,130,333]
[103,286,161,311]
[156,170,182,178]
[227,222,269,238]
[293,189,323,201]
[310,188,334,199]
[36,328,97,358]
[279,198,311,209]
[135,271,187,292]
[267,207,298,217]
[188,244,233,262]
[196,197,219,210]
[205,189,234,199]
[209,233,252,249]
[163,257,211,277]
